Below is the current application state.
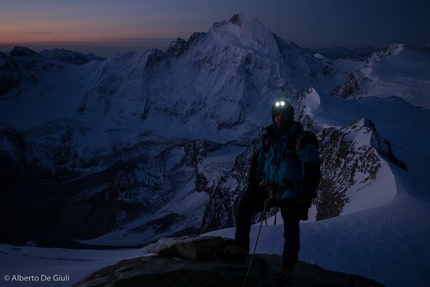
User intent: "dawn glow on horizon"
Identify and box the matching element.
[1,0,429,57]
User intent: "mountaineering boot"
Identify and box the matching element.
[221,244,249,260]
[275,267,291,286]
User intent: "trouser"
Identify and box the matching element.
[234,195,300,270]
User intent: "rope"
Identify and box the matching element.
[241,199,269,287]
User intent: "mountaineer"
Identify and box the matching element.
[225,100,321,286]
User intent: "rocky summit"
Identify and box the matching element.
[73,236,385,287]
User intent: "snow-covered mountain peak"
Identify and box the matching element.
[367,43,404,63]
[205,13,285,57]
[344,117,375,133]
[74,13,324,143]
[342,118,382,153]
[9,46,42,58]
[298,87,321,118]
[213,13,265,35]
[39,48,105,65]
[329,117,407,172]
[167,38,189,57]
[227,13,268,34]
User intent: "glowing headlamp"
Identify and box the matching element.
[275,101,286,107]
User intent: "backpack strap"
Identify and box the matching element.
[296,130,319,151]
[262,134,270,154]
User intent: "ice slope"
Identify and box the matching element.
[368,44,430,109]
[207,193,430,287]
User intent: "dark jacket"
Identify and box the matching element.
[250,122,320,205]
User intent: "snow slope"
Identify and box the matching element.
[0,244,142,287]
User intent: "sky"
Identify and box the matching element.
[1,0,429,57]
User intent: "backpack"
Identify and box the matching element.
[261,122,319,161]
[296,130,320,154]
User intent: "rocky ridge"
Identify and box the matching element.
[73,236,386,287]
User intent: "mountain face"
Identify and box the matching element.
[0,13,424,247]
[0,46,105,99]
[39,48,105,65]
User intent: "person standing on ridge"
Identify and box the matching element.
[225,100,321,286]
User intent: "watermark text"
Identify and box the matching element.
[4,274,70,282]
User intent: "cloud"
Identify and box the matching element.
[20,32,52,35]
[18,31,52,35]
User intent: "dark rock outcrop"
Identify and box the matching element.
[73,236,385,287]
